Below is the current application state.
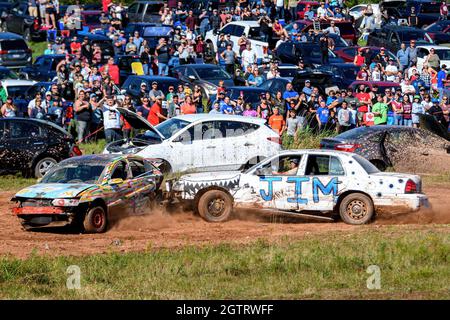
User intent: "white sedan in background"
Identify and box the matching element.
[169,149,429,225]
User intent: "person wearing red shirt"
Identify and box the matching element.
[180,96,197,114]
[102,0,112,13]
[148,97,167,125]
[70,37,81,55]
[100,57,120,85]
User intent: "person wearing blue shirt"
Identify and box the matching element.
[283,83,299,110]
[302,80,312,98]
[396,43,409,71]
[437,64,448,101]
[220,96,234,114]
[316,101,330,131]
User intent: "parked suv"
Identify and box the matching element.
[0,2,46,41]
[0,118,82,178]
[127,1,165,23]
[22,54,65,82]
[0,32,32,69]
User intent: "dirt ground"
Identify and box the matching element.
[0,184,449,259]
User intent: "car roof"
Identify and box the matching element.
[279,148,355,157]
[382,25,425,32]
[0,117,71,135]
[350,80,400,86]
[416,45,450,50]
[226,21,260,27]
[176,64,219,69]
[0,32,25,40]
[59,154,124,165]
[173,114,267,125]
[1,79,36,86]
[227,86,267,91]
[129,75,178,81]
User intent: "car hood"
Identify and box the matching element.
[117,107,165,140]
[14,183,97,199]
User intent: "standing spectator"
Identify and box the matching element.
[156,38,170,76]
[440,0,448,20]
[168,95,180,118]
[126,37,138,55]
[408,6,418,27]
[319,33,329,65]
[221,44,236,76]
[133,31,144,53]
[397,43,409,71]
[390,94,403,125]
[425,47,440,71]
[29,0,38,17]
[437,64,448,100]
[1,97,16,118]
[337,101,351,132]
[385,59,398,82]
[286,109,303,141]
[372,95,388,125]
[148,97,167,125]
[210,9,221,33]
[406,40,418,67]
[316,101,330,131]
[412,95,424,128]
[185,10,197,31]
[181,96,196,114]
[402,95,413,127]
[268,107,286,136]
[241,43,256,69]
[140,46,152,75]
[324,21,340,35]
[100,57,120,85]
[102,96,123,143]
[149,82,164,103]
[73,90,91,143]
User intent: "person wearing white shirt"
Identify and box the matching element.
[385,59,398,82]
[324,21,340,35]
[241,43,256,69]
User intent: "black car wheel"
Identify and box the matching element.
[339,193,374,225]
[197,190,233,222]
[33,157,57,178]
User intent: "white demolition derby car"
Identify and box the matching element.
[167,149,430,224]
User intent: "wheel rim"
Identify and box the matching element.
[92,208,104,228]
[207,197,226,217]
[346,200,368,220]
[38,160,56,176]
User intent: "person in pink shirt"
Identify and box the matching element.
[243,103,258,117]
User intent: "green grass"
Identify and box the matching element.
[0,174,36,191]
[79,140,106,155]
[0,228,448,299]
[422,172,450,186]
[283,128,337,150]
[29,41,47,62]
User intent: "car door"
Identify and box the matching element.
[105,160,135,215]
[301,154,347,211]
[216,120,260,170]
[2,120,47,171]
[240,153,305,211]
[127,158,157,214]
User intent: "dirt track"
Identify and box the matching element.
[0,185,449,259]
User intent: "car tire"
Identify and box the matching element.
[197,189,233,222]
[339,193,374,225]
[33,157,57,178]
[83,206,107,233]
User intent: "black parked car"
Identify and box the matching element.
[292,69,346,94]
[320,125,450,171]
[258,77,291,95]
[22,54,65,82]
[0,32,32,69]
[317,63,360,88]
[172,64,234,100]
[121,75,181,101]
[367,25,433,53]
[0,118,81,178]
[0,2,46,41]
[273,41,344,66]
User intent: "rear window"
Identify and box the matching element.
[336,127,376,140]
[353,154,380,174]
[0,40,29,51]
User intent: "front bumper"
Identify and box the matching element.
[12,206,65,215]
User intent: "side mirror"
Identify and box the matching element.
[188,75,196,81]
[108,178,124,185]
[120,89,127,95]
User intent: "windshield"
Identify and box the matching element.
[7,85,32,98]
[196,67,231,80]
[352,154,380,174]
[153,118,190,139]
[41,164,105,184]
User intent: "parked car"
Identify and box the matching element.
[1,79,36,115]
[0,2,46,41]
[349,3,381,22]
[127,1,165,23]
[273,42,344,66]
[21,54,65,82]
[367,25,433,53]
[283,19,358,44]
[0,65,19,79]
[0,32,32,69]
[262,63,300,80]
[258,77,291,95]
[334,46,399,67]
[320,125,450,171]
[416,45,450,71]
[223,86,274,109]
[141,25,173,50]
[317,63,360,88]
[13,81,54,114]
[172,64,234,100]
[0,117,81,178]
[66,33,114,61]
[205,21,269,59]
[11,154,162,233]
[124,22,158,38]
[121,75,181,101]
[349,80,401,94]
[282,27,349,49]
[424,20,450,34]
[80,10,103,32]
[397,0,441,28]
[292,69,346,94]
[167,149,429,224]
[104,111,282,173]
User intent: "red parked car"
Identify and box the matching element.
[296,1,320,19]
[335,46,400,67]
